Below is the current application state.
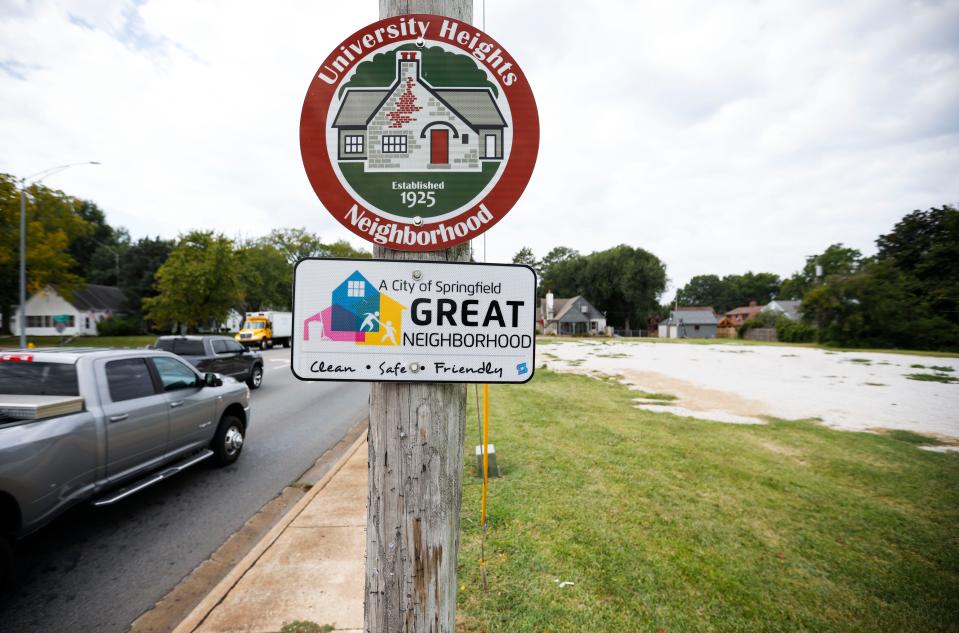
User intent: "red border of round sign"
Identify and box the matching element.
[300,14,539,252]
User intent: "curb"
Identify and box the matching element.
[171,428,368,633]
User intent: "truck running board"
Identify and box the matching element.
[93,449,215,507]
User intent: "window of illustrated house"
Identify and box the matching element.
[485,134,496,157]
[344,135,364,154]
[462,134,469,144]
[348,280,366,297]
[85,317,90,329]
[382,135,407,153]
[694,325,701,331]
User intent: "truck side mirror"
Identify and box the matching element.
[204,373,223,387]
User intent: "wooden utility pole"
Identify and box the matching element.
[367,3,472,632]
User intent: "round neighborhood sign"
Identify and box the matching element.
[300,15,539,251]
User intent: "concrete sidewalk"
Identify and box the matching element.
[173,432,368,633]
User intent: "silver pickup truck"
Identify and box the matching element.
[0,347,252,587]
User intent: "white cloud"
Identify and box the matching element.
[1,0,957,296]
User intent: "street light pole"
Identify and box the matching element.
[17,161,100,348]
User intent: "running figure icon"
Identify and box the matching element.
[360,311,380,332]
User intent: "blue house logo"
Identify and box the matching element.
[331,271,381,332]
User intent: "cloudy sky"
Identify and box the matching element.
[2,0,957,294]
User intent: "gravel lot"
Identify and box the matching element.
[539,340,959,441]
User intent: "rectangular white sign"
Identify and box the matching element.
[292,259,536,383]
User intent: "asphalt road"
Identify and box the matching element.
[0,348,369,633]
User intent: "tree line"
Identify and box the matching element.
[512,244,668,330]
[672,206,958,351]
[0,173,368,335]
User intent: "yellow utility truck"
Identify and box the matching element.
[235,311,292,349]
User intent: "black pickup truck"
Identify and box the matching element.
[154,336,264,389]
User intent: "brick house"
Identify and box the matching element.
[332,50,506,172]
[724,301,765,325]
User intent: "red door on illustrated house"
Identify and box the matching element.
[430,129,449,165]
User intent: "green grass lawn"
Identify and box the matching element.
[0,334,157,349]
[457,371,959,632]
[536,336,959,359]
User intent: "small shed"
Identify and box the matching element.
[657,307,718,339]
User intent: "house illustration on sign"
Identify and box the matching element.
[303,271,406,346]
[333,50,507,172]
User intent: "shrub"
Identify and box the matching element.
[776,319,816,343]
[737,311,779,337]
[96,316,142,336]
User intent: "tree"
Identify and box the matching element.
[322,238,372,259]
[800,207,959,351]
[580,245,667,330]
[265,228,327,265]
[68,201,118,282]
[779,243,863,300]
[875,206,959,324]
[83,227,132,287]
[674,271,781,313]
[539,246,582,299]
[264,228,369,264]
[541,246,579,272]
[674,274,725,310]
[803,261,918,348]
[120,236,174,321]
[539,244,667,330]
[0,174,91,334]
[143,231,242,332]
[236,240,292,312]
[511,247,540,276]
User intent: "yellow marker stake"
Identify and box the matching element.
[480,383,490,589]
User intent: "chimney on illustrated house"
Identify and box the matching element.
[397,49,420,82]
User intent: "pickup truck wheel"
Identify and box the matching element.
[246,364,263,390]
[0,535,13,591]
[211,415,245,466]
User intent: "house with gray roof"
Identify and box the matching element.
[12,284,126,337]
[537,292,607,336]
[658,307,718,339]
[762,299,802,320]
[332,49,506,172]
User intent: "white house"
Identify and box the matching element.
[332,50,506,172]
[11,284,125,337]
[763,300,802,320]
